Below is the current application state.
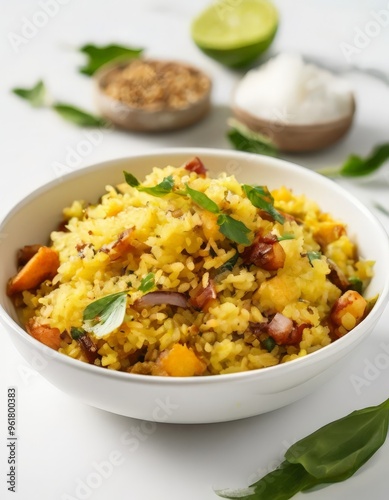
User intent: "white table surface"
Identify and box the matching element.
[1,1,389,499]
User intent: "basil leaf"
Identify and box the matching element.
[286,399,389,481]
[79,43,144,76]
[139,273,155,293]
[53,103,106,127]
[82,291,127,338]
[319,143,389,178]
[227,118,278,157]
[243,184,285,224]
[124,171,140,187]
[12,80,47,107]
[217,214,251,245]
[138,175,174,197]
[185,184,220,214]
[307,251,321,266]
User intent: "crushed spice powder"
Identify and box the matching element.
[102,59,211,111]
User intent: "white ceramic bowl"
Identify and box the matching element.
[1,149,388,424]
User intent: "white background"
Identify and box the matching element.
[1,1,389,499]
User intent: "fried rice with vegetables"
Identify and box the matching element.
[7,157,375,376]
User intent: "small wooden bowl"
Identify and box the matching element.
[94,58,212,132]
[232,95,356,153]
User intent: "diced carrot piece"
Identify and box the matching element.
[314,223,346,247]
[26,319,61,350]
[7,246,59,296]
[159,344,206,377]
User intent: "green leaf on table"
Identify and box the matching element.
[12,80,47,107]
[82,291,128,338]
[242,184,285,224]
[53,103,107,127]
[138,175,175,197]
[319,143,389,178]
[217,214,251,245]
[139,273,155,293]
[217,398,389,500]
[79,43,144,76]
[185,184,220,214]
[227,118,278,157]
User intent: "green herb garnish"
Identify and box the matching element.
[243,184,285,224]
[139,273,155,293]
[307,251,321,266]
[185,184,220,213]
[217,214,251,245]
[12,80,47,107]
[262,337,276,352]
[217,252,239,275]
[124,171,140,187]
[82,291,127,338]
[53,103,106,127]
[79,43,144,76]
[184,184,251,245]
[318,143,389,178]
[217,398,389,500]
[70,326,86,340]
[277,233,295,241]
[348,276,363,294]
[138,176,175,197]
[227,118,278,157]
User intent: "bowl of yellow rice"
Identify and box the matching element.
[1,149,388,423]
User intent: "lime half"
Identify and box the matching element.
[191,0,278,68]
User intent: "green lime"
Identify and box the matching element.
[191,0,278,68]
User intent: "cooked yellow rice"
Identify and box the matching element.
[17,162,374,375]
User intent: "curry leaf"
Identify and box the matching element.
[82,291,127,338]
[217,398,389,500]
[185,184,220,214]
[318,143,389,178]
[217,214,251,245]
[139,273,155,293]
[12,80,47,107]
[227,118,278,157]
[124,171,140,187]
[138,175,174,196]
[217,252,239,275]
[53,103,107,127]
[243,184,285,224]
[79,43,144,76]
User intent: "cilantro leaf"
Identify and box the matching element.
[79,43,144,76]
[277,233,295,241]
[52,103,107,127]
[217,214,251,245]
[185,184,220,214]
[243,184,285,224]
[217,252,239,275]
[12,80,47,107]
[82,291,127,338]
